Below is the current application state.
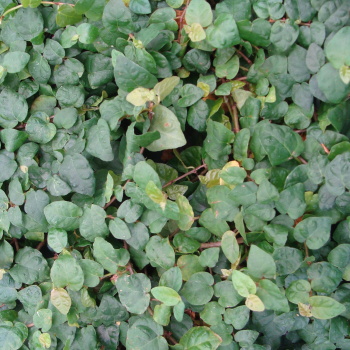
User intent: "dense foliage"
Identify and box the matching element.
[0,0,350,349]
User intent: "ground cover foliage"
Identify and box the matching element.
[0,0,350,349]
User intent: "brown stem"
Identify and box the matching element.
[13,238,19,252]
[26,323,34,328]
[294,129,306,134]
[320,143,330,154]
[162,163,207,188]
[176,0,190,43]
[147,306,154,316]
[106,215,115,220]
[224,97,240,133]
[232,104,240,133]
[104,196,116,210]
[297,156,308,164]
[36,238,46,251]
[164,331,178,345]
[304,242,312,266]
[236,49,252,66]
[236,76,248,81]
[126,263,134,275]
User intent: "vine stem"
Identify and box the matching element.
[296,156,308,164]
[224,96,240,133]
[0,2,74,23]
[236,49,252,65]
[164,331,178,345]
[162,163,207,188]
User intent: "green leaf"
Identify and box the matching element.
[325,153,350,196]
[0,89,28,125]
[75,0,94,14]
[9,247,49,284]
[13,8,44,41]
[185,0,213,27]
[0,240,14,269]
[93,237,130,273]
[251,121,304,166]
[275,183,306,220]
[273,247,303,275]
[187,99,209,132]
[308,262,342,294]
[316,63,350,104]
[153,303,171,326]
[116,273,151,314]
[237,19,271,47]
[28,52,51,84]
[77,23,99,44]
[294,216,332,249]
[44,201,83,231]
[50,254,84,291]
[129,0,151,15]
[33,309,52,332]
[270,20,299,52]
[221,231,239,263]
[247,245,276,279]
[146,104,186,152]
[113,51,158,92]
[22,0,42,8]
[180,272,214,305]
[79,259,104,288]
[0,154,17,183]
[79,205,108,241]
[199,208,230,237]
[56,5,82,27]
[179,326,222,350]
[0,325,24,350]
[2,51,30,73]
[159,266,182,292]
[306,43,325,74]
[166,0,183,8]
[154,76,180,101]
[178,84,204,107]
[224,306,250,330]
[231,270,257,298]
[50,288,71,315]
[176,195,194,231]
[25,116,56,144]
[47,228,67,253]
[325,26,350,69]
[145,236,175,269]
[286,280,311,304]
[256,279,290,313]
[309,296,346,320]
[151,286,181,306]
[1,129,28,153]
[200,302,224,326]
[206,14,240,49]
[59,154,96,196]
[134,161,162,190]
[109,217,131,240]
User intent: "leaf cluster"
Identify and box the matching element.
[0,0,350,349]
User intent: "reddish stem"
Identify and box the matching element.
[162,163,207,188]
